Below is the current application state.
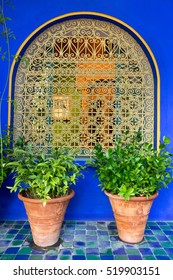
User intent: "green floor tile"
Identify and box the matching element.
[125,248,141,255]
[11,240,24,246]
[29,255,44,260]
[145,236,157,241]
[45,249,58,256]
[138,242,150,248]
[160,242,173,248]
[111,241,124,249]
[62,241,73,248]
[0,229,9,234]
[86,255,100,260]
[152,248,167,256]
[152,230,165,236]
[86,241,99,248]
[75,225,86,229]
[142,256,156,260]
[168,255,173,260]
[14,225,23,229]
[5,234,16,239]
[58,255,72,260]
[159,225,172,230]
[86,230,97,235]
[18,247,32,254]
[73,249,85,255]
[100,248,113,255]
[147,222,158,225]
[5,221,15,224]
[18,229,31,234]
[114,255,128,260]
[74,235,86,241]
[0,248,5,254]
[98,235,110,241]
[168,236,173,242]
[1,254,16,260]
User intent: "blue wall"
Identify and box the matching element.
[1,0,173,220]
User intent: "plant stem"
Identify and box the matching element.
[0,0,11,185]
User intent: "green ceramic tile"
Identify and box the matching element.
[75,225,86,229]
[125,248,141,255]
[167,222,173,226]
[145,236,157,241]
[137,241,150,248]
[86,230,97,235]
[152,249,167,256]
[168,255,173,260]
[45,249,58,256]
[0,248,5,254]
[86,241,99,248]
[100,248,113,255]
[143,256,156,260]
[5,234,16,239]
[0,229,9,234]
[74,235,86,241]
[62,241,73,248]
[5,221,15,224]
[160,242,173,248]
[152,230,164,236]
[14,225,23,229]
[18,247,32,254]
[98,235,110,241]
[147,222,157,225]
[87,222,97,226]
[29,255,44,260]
[111,241,124,249]
[114,255,128,260]
[66,220,76,224]
[86,255,100,260]
[159,226,172,230]
[1,254,16,260]
[73,249,85,255]
[18,229,30,234]
[58,255,72,260]
[168,236,173,242]
[26,235,33,241]
[11,240,23,246]
[109,230,117,235]
[97,224,107,230]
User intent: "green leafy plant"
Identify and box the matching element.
[87,130,173,200]
[7,143,84,205]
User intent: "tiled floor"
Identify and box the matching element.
[0,220,173,260]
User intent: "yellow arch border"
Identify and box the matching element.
[8,11,160,148]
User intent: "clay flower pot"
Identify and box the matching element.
[105,191,158,243]
[18,189,74,247]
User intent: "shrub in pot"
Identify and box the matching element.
[87,130,173,243]
[7,143,84,247]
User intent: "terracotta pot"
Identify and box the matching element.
[104,191,158,243]
[18,189,74,247]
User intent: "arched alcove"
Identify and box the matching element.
[9,12,160,157]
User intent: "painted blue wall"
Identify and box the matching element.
[1,0,173,220]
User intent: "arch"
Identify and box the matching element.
[8,12,160,156]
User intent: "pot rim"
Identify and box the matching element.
[18,188,75,204]
[104,190,158,201]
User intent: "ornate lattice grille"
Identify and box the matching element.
[13,18,154,156]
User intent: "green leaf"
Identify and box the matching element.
[163,136,170,145]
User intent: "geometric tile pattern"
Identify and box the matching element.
[13,18,154,156]
[1,221,173,260]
